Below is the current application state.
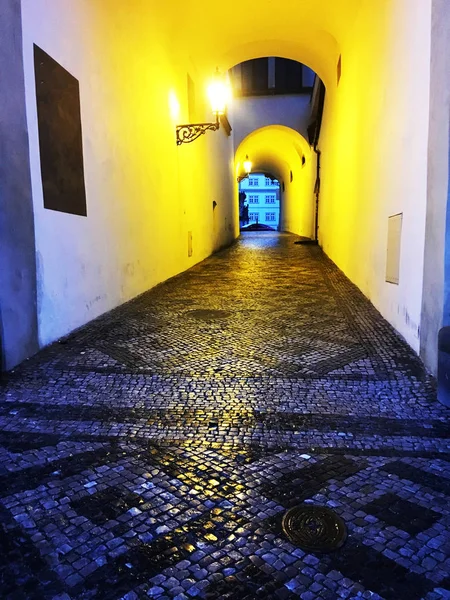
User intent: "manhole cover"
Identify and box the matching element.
[186,309,231,321]
[282,505,347,552]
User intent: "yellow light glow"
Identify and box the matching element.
[207,75,231,116]
[168,91,180,120]
[243,155,252,173]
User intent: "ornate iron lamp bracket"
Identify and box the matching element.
[176,116,220,145]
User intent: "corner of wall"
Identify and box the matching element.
[0,0,38,370]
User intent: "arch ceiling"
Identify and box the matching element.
[235,125,312,184]
[168,0,363,89]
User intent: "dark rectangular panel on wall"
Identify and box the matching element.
[34,44,87,216]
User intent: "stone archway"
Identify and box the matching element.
[235,126,315,238]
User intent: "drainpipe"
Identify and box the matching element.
[294,146,321,247]
[311,80,325,243]
[313,144,321,243]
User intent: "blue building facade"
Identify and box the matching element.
[239,174,280,228]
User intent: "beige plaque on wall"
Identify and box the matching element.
[386,213,402,285]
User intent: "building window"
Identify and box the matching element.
[241,58,269,95]
[249,212,258,221]
[275,58,313,93]
[265,177,272,185]
[248,177,259,186]
[232,58,315,97]
[303,66,316,88]
[265,195,276,204]
[248,195,259,204]
[266,212,276,222]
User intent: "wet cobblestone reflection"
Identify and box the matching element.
[0,232,449,599]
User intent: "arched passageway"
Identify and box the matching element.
[1,1,450,596]
[236,126,314,237]
[1,0,449,378]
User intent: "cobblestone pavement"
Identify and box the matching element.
[0,232,450,600]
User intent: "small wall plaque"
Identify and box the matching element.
[386,213,402,284]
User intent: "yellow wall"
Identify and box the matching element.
[318,0,432,351]
[22,0,236,345]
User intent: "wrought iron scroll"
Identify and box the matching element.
[176,119,220,145]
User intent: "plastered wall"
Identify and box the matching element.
[318,0,432,353]
[231,95,311,152]
[280,154,316,238]
[21,0,236,348]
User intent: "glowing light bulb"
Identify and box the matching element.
[243,155,252,174]
[207,73,231,116]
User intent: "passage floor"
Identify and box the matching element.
[0,232,449,600]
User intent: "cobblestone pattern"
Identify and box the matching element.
[0,232,449,600]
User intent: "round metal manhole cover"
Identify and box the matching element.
[282,505,347,553]
[186,309,231,321]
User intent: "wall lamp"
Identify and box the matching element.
[176,71,230,145]
[237,155,253,182]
